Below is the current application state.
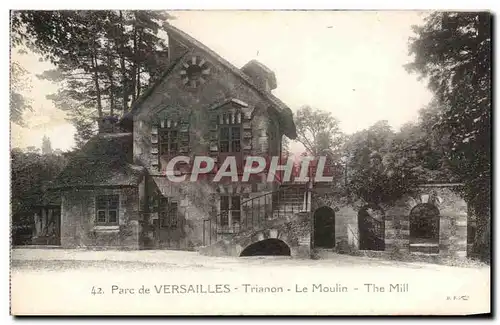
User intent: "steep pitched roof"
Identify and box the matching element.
[121,23,297,139]
[49,133,146,189]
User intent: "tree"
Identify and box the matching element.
[344,119,450,206]
[10,60,32,125]
[11,148,68,215]
[11,10,173,146]
[294,106,344,158]
[344,121,405,204]
[406,12,492,262]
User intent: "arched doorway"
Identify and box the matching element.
[358,204,385,251]
[313,206,335,248]
[240,239,291,256]
[409,203,440,254]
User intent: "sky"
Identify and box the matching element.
[10,10,433,151]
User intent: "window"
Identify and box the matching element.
[219,126,241,153]
[219,112,241,153]
[220,195,241,227]
[96,195,119,225]
[159,128,179,156]
[159,198,178,229]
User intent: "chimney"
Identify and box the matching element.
[241,60,277,92]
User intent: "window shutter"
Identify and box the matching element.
[241,116,253,154]
[150,126,159,170]
[209,113,219,155]
[179,119,190,154]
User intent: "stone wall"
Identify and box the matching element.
[311,192,357,247]
[384,185,468,258]
[310,184,469,259]
[60,187,140,249]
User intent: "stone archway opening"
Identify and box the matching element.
[240,238,291,257]
[313,206,335,248]
[409,203,440,254]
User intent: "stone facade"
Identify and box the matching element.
[60,187,140,249]
[127,24,296,252]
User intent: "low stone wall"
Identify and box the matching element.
[312,184,469,260]
[199,212,311,258]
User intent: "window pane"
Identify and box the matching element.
[231,196,240,210]
[160,216,168,228]
[220,127,229,140]
[232,140,241,152]
[159,197,169,211]
[169,204,178,227]
[169,202,178,215]
[170,142,178,153]
[220,211,229,226]
[220,196,229,210]
[97,211,106,223]
[160,144,169,155]
[220,141,229,153]
[231,127,241,140]
[96,196,108,209]
[170,130,178,140]
[108,210,118,223]
[232,211,241,223]
[160,131,169,141]
[109,195,119,209]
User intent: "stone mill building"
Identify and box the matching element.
[47,24,471,260]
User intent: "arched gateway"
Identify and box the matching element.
[313,206,335,248]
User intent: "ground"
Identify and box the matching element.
[10,249,490,315]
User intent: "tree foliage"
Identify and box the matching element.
[11,149,68,216]
[406,12,491,262]
[11,10,173,146]
[294,106,344,158]
[344,118,452,206]
[10,60,32,125]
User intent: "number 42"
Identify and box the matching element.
[91,286,104,295]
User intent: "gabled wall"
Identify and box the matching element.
[132,35,287,250]
[133,47,282,175]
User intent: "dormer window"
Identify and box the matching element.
[159,127,179,156]
[155,117,181,170]
[219,112,242,153]
[150,108,190,172]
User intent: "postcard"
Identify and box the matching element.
[10,10,491,315]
